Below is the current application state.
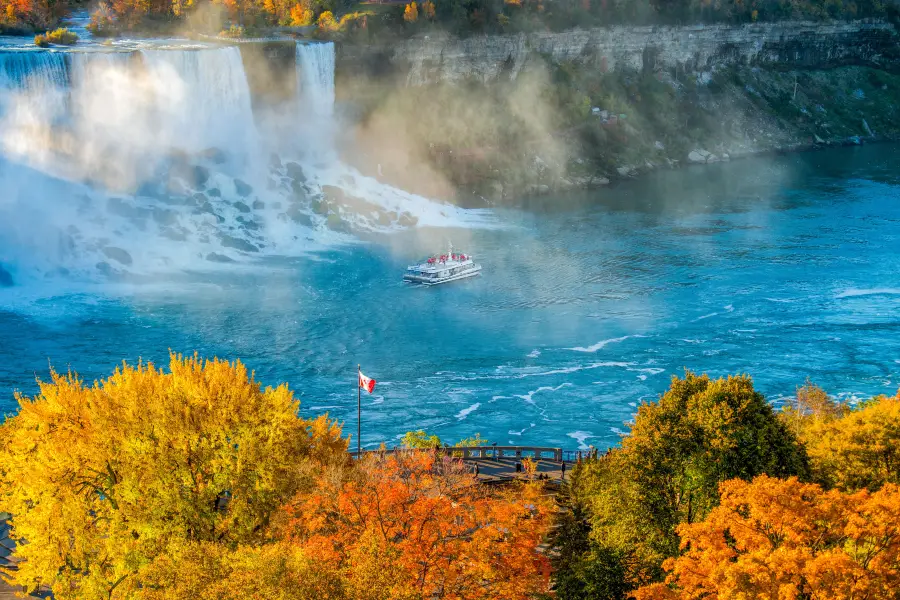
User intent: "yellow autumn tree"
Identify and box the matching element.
[0,354,346,600]
[403,1,418,22]
[633,475,900,599]
[797,391,900,491]
[289,1,313,25]
[421,0,434,19]
[316,9,337,30]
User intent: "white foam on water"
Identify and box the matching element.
[567,334,645,353]
[567,431,594,450]
[516,382,572,404]
[508,423,536,436]
[695,312,719,321]
[724,304,734,312]
[455,402,481,420]
[835,288,900,299]
[527,349,541,358]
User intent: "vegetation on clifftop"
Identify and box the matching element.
[339,61,900,201]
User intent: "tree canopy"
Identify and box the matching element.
[633,475,900,599]
[0,354,346,599]
[554,371,810,598]
[788,390,900,492]
[278,451,552,600]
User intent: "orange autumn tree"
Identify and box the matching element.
[278,451,552,600]
[634,475,900,600]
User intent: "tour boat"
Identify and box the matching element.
[403,243,482,286]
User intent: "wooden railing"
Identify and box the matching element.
[349,446,593,462]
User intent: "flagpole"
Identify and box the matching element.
[357,364,361,457]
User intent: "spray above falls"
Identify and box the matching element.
[0,43,492,286]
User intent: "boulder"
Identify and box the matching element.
[236,216,260,231]
[234,179,253,197]
[322,186,345,205]
[218,235,258,253]
[107,198,150,220]
[325,213,352,233]
[397,213,418,227]
[0,265,13,287]
[207,188,222,198]
[233,201,251,213]
[102,246,133,266]
[160,227,188,241]
[169,163,209,188]
[290,180,307,201]
[310,198,329,215]
[200,147,227,164]
[252,200,265,210]
[194,166,210,187]
[96,262,115,276]
[285,162,306,182]
[688,149,718,163]
[152,208,178,226]
[285,205,314,226]
[206,252,235,263]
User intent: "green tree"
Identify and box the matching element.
[400,429,442,448]
[0,354,346,600]
[556,372,809,596]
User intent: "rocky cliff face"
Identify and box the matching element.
[337,20,899,84]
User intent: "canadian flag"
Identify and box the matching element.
[358,370,376,394]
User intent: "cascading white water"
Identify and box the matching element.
[296,42,335,120]
[0,51,68,92]
[0,43,490,285]
[139,47,259,158]
[67,51,134,90]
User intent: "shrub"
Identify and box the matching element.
[289,3,313,26]
[34,27,78,46]
[404,1,418,22]
[218,24,245,38]
[316,10,337,31]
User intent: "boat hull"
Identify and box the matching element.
[403,265,482,286]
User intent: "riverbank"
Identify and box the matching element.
[334,59,900,203]
[330,16,900,202]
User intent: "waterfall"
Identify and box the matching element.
[0,51,68,92]
[139,47,259,156]
[296,42,335,120]
[67,51,134,90]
